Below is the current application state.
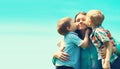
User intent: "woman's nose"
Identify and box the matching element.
[79,21,83,24]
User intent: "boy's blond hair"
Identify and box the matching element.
[87,10,104,26]
[57,17,72,35]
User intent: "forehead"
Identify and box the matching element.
[76,14,86,19]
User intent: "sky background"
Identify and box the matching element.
[0,0,120,69]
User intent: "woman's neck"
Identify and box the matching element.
[80,30,85,38]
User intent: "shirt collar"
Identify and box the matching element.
[68,32,78,35]
[92,26,103,32]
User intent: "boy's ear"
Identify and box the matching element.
[66,26,70,31]
[89,20,92,26]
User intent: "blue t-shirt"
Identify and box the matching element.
[56,32,83,69]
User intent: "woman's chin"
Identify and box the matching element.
[78,28,86,30]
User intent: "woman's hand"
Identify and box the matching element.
[100,46,118,59]
[55,39,70,61]
[102,59,110,69]
[99,46,107,59]
[53,51,70,61]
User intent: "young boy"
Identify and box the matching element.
[55,17,90,69]
[86,10,120,69]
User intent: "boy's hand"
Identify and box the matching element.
[85,28,92,36]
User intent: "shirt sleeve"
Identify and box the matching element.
[70,34,83,47]
[96,29,111,43]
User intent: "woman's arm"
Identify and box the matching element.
[102,41,113,69]
[57,38,65,51]
[53,51,70,61]
[100,46,118,59]
[53,39,70,61]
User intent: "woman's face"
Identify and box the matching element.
[75,14,87,30]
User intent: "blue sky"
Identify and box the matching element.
[0,0,120,69]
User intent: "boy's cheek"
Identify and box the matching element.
[86,18,90,25]
[73,24,77,30]
[85,21,89,25]
[74,23,79,28]
[85,22,90,27]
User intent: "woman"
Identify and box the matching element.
[53,12,99,69]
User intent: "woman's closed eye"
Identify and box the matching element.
[76,19,80,22]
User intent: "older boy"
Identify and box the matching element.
[55,17,90,69]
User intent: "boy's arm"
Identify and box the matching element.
[71,29,91,48]
[80,29,91,48]
[104,41,113,61]
[102,41,113,69]
[96,29,113,69]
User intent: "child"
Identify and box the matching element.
[55,17,90,69]
[86,10,120,69]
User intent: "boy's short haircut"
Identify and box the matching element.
[87,10,104,26]
[57,17,72,35]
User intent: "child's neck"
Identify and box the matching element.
[92,25,101,29]
[91,25,96,29]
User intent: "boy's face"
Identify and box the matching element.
[86,16,93,28]
[69,20,77,31]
